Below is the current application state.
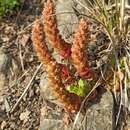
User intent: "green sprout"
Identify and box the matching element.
[66,79,92,97]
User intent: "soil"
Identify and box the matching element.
[0,0,43,130]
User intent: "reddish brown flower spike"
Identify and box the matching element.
[42,0,71,59]
[32,19,53,64]
[32,19,81,113]
[71,19,93,79]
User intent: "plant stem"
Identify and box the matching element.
[120,0,125,32]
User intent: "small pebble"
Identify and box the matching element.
[19,110,30,123]
[1,121,7,129]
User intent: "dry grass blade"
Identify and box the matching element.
[124,71,128,108]
[120,0,125,32]
[10,68,30,88]
[124,57,130,107]
[114,52,123,126]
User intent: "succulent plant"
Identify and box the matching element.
[32,0,95,113]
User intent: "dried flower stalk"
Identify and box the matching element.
[42,0,71,59]
[32,20,80,113]
[71,19,93,79]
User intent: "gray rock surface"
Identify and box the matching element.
[56,0,78,41]
[40,74,113,130]
[40,74,55,101]
[81,91,113,130]
[0,49,12,122]
[0,49,11,97]
[66,91,113,130]
[40,119,64,130]
[40,74,63,107]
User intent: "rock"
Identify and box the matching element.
[40,91,113,130]
[19,110,30,123]
[0,109,7,122]
[4,97,11,112]
[73,91,113,130]
[29,88,34,98]
[85,92,113,130]
[0,74,6,97]
[72,0,89,14]
[40,106,72,130]
[1,121,7,130]
[56,0,78,41]
[18,34,30,47]
[10,58,22,79]
[0,49,12,124]
[0,50,11,74]
[40,106,48,117]
[40,119,64,130]
[0,49,11,96]
[40,74,56,100]
[126,116,130,130]
[40,74,63,106]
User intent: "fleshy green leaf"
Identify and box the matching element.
[66,85,79,95]
[78,79,84,87]
[67,79,87,97]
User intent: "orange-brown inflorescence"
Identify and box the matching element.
[32,19,54,65]
[32,20,80,113]
[71,19,93,79]
[42,0,71,59]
